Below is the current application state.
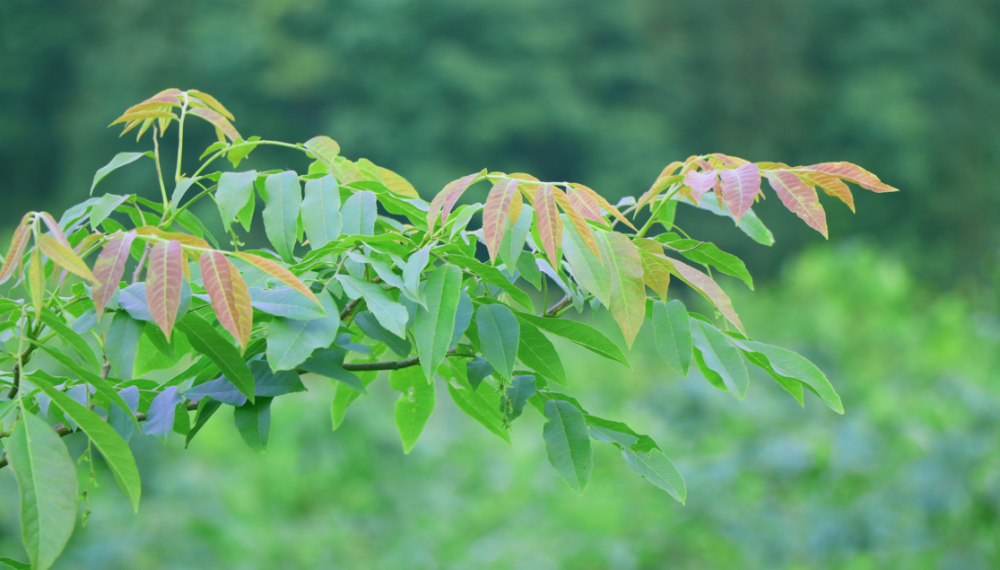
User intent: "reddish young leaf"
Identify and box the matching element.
[36,212,72,249]
[636,174,685,213]
[187,89,235,120]
[509,172,541,201]
[765,170,828,238]
[200,251,252,351]
[710,153,750,166]
[92,231,137,320]
[508,188,524,228]
[800,171,855,212]
[188,107,241,142]
[657,254,745,334]
[802,162,898,193]
[37,234,98,283]
[683,170,718,203]
[534,183,564,268]
[378,167,419,198]
[598,231,645,348]
[146,240,184,341]
[0,213,33,283]
[553,187,600,259]
[304,136,341,169]
[573,184,637,231]
[427,171,483,231]
[633,238,672,302]
[482,178,519,263]
[109,110,177,127]
[134,226,210,259]
[566,184,603,222]
[230,252,320,306]
[719,163,762,223]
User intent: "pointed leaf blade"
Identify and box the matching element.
[390,367,435,454]
[92,231,136,319]
[475,304,519,381]
[176,312,255,403]
[145,240,184,340]
[598,231,645,348]
[543,400,593,494]
[301,175,343,249]
[261,171,303,261]
[652,300,692,375]
[413,265,462,381]
[534,183,563,268]
[719,163,761,223]
[765,170,828,238]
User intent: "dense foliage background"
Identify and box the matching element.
[1,0,998,568]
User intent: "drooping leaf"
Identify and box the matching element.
[176,312,255,403]
[516,322,567,386]
[248,360,305,396]
[451,290,474,344]
[390,366,435,454]
[533,183,563,268]
[185,398,223,448]
[731,340,844,414]
[561,219,611,306]
[566,184,604,223]
[261,171,302,261]
[248,287,326,320]
[401,247,430,304]
[465,357,494,391]
[6,411,78,570]
[340,190,377,237]
[336,274,408,338]
[29,371,141,512]
[37,235,97,283]
[301,349,367,394]
[35,346,141,431]
[188,106,240,141]
[105,311,143,379]
[800,161,899,193]
[441,360,510,443]
[230,252,319,305]
[215,171,257,232]
[0,557,31,570]
[503,375,536,421]
[427,171,482,231]
[448,255,534,312]
[200,251,252,351]
[597,231,645,348]
[687,192,774,247]
[89,193,130,229]
[265,291,340,372]
[304,136,341,168]
[413,265,462,381]
[145,240,184,340]
[764,170,828,238]
[683,170,718,202]
[553,186,600,258]
[572,183,636,231]
[654,234,754,290]
[622,448,686,503]
[144,386,184,442]
[543,399,593,494]
[92,231,136,319]
[719,163,761,223]
[516,313,630,368]
[800,171,855,212]
[0,213,33,283]
[482,178,519,262]
[37,312,100,372]
[651,300,692,376]
[355,311,411,357]
[184,376,247,407]
[187,89,234,120]
[632,238,672,301]
[234,397,273,452]
[90,152,149,195]
[652,254,745,334]
[475,304,519,381]
[690,319,749,399]
[499,204,533,271]
[301,175,343,249]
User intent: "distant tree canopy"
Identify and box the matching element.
[1,0,997,282]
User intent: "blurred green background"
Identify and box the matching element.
[1,0,999,568]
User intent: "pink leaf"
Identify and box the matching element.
[567,185,603,222]
[719,163,762,223]
[92,231,137,320]
[146,240,184,340]
[802,162,898,193]
[482,178,519,263]
[683,170,718,203]
[534,183,563,268]
[427,171,481,231]
[765,170,828,238]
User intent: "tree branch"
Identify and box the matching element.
[545,295,571,317]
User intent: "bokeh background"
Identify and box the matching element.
[1,0,999,568]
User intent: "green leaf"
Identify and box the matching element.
[330,371,377,430]
[29,370,142,512]
[597,230,646,349]
[651,300,691,375]
[336,275,408,339]
[686,193,774,246]
[503,375,536,420]
[515,253,542,289]
[89,193,130,229]
[740,348,806,406]
[35,345,141,431]
[248,287,326,320]
[216,171,257,232]
[340,190,377,237]
[402,247,430,304]
[390,366,435,453]
[261,171,302,261]
[185,398,223,449]
[301,175,342,250]
[451,290,473,344]
[516,313,630,368]
[516,322,567,386]
[657,233,754,289]
[499,204,533,271]
[690,319,749,399]
[475,304,519,381]
[90,152,149,195]
[105,311,143,379]
[441,361,510,443]
[304,136,341,167]
[733,340,844,414]
[5,411,78,570]
[265,291,340,371]
[542,399,593,494]
[449,255,534,312]
[38,311,101,372]
[413,265,462,381]
[584,415,659,452]
[355,311,411,357]
[234,397,273,452]
[176,312,255,403]
[561,220,611,306]
[171,176,205,206]
[622,448,686,503]
[301,349,367,394]
[0,558,31,570]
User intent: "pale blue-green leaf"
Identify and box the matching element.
[690,319,749,399]
[262,171,302,261]
[561,218,611,306]
[516,322,567,386]
[249,287,326,320]
[652,300,692,375]
[184,376,247,406]
[301,175,343,249]
[90,193,130,229]
[622,448,686,503]
[413,265,462,381]
[503,375,536,420]
[301,348,367,394]
[105,311,143,379]
[402,247,430,304]
[144,386,183,441]
[465,357,494,391]
[516,312,630,368]
[91,152,149,195]
[265,291,340,371]
[543,399,593,494]
[499,204,533,271]
[732,340,843,414]
[441,361,510,443]
[340,190,377,237]
[476,304,519,381]
[175,312,255,403]
[38,311,101,372]
[390,366,435,453]
[335,274,407,338]
[451,290,473,344]
[216,171,257,232]
[685,193,774,246]
[355,311,411,357]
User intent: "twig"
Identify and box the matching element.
[133,243,151,284]
[544,295,571,317]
